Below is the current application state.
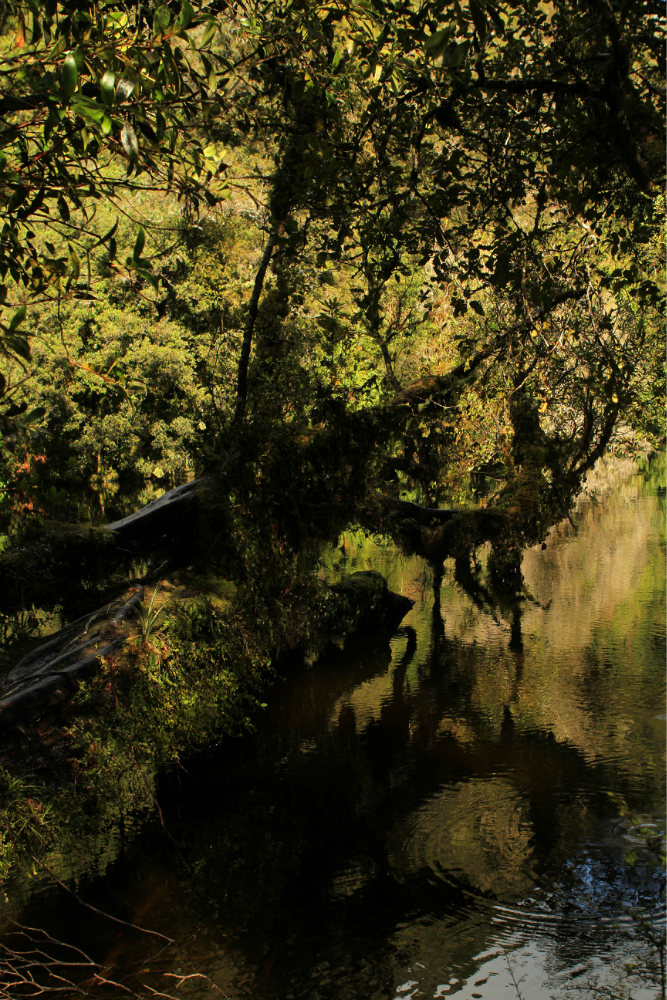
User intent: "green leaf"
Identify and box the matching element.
[68,243,80,281]
[23,407,46,424]
[486,1,505,31]
[7,186,29,212]
[425,30,450,59]
[133,226,146,263]
[101,114,113,136]
[49,34,67,59]
[136,268,159,291]
[177,0,195,28]
[62,52,78,97]
[44,109,61,143]
[469,0,487,41]
[101,70,115,106]
[444,40,470,68]
[153,5,171,33]
[99,220,119,245]
[3,335,31,361]
[57,194,70,222]
[8,305,26,333]
[201,19,217,46]
[71,95,106,124]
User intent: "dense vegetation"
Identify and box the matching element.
[0,0,663,894]
[0,0,663,525]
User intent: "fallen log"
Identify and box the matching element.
[104,478,203,542]
[0,586,144,730]
[0,643,123,730]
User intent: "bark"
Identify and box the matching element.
[231,232,278,431]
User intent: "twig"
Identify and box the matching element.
[0,921,103,998]
[503,946,526,1000]
[92,973,139,996]
[142,986,180,1000]
[10,923,97,966]
[29,856,175,943]
[163,972,229,996]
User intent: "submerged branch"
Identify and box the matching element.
[30,856,175,943]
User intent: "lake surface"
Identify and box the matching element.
[7,454,666,1000]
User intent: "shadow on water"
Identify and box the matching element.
[5,454,667,999]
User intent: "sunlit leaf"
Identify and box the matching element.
[116,79,135,102]
[121,121,139,160]
[101,70,116,106]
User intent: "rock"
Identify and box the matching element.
[331,570,414,629]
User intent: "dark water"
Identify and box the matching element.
[6,455,667,999]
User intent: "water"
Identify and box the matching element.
[6,455,666,999]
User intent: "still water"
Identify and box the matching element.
[11,456,667,999]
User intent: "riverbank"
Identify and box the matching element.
[0,559,416,880]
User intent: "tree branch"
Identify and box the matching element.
[230,231,277,431]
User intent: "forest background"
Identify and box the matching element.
[0,0,663,532]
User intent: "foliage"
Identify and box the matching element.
[0,0,239,347]
[0,0,662,515]
[0,557,379,877]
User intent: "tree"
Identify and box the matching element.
[212,0,665,585]
[0,0,663,598]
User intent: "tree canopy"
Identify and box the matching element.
[0,0,664,588]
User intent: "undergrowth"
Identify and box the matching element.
[0,574,352,879]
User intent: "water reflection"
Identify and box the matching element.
[8,454,667,999]
[388,778,535,898]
